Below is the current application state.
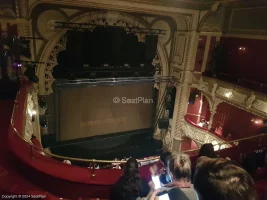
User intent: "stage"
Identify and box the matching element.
[42,128,162,161]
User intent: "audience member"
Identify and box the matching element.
[242,147,266,177]
[159,152,173,184]
[110,158,150,200]
[167,153,197,200]
[139,153,165,183]
[194,156,257,200]
[63,160,71,165]
[198,143,217,158]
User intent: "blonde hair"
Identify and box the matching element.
[171,153,191,182]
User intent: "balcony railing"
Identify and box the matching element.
[182,117,231,149]
[206,73,267,95]
[193,75,267,119]
[8,82,267,184]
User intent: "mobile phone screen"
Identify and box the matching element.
[151,175,161,189]
[159,194,170,200]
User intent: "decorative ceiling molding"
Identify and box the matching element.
[193,75,267,118]
[0,8,16,18]
[29,0,200,18]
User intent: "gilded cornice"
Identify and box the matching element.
[29,0,201,17]
[193,75,267,119]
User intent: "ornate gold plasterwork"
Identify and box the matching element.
[181,118,230,147]
[24,88,41,143]
[164,130,173,150]
[194,75,267,119]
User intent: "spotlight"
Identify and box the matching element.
[24,64,39,83]
[124,64,130,68]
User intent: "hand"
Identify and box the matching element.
[149,166,156,176]
[148,190,160,200]
[159,167,166,175]
[148,181,155,190]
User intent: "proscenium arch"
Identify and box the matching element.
[37,11,187,95]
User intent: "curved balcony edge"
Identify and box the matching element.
[182,116,231,149]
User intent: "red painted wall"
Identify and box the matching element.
[194,36,207,72]
[186,89,211,124]
[220,37,267,84]
[181,138,198,151]
[186,95,201,123]
[212,102,264,139]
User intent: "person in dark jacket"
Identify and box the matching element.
[110,158,150,200]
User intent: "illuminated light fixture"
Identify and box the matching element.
[225,91,232,98]
[28,108,32,117]
[124,64,130,68]
[239,47,246,51]
[212,140,220,151]
[251,118,262,124]
[196,94,199,97]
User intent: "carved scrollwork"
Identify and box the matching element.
[211,83,217,97]
[198,78,209,92]
[164,130,173,150]
[182,118,229,146]
[246,93,256,109]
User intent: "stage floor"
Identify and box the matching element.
[42,129,162,161]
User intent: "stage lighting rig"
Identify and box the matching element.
[54,22,166,36]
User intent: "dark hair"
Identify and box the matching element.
[170,153,191,182]
[194,157,257,200]
[121,158,141,199]
[198,143,217,158]
[160,152,172,166]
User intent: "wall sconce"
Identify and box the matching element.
[31,110,37,122]
[239,47,246,51]
[251,118,262,125]
[225,91,232,98]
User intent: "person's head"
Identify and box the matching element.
[123,157,139,177]
[160,151,172,166]
[170,153,191,182]
[198,143,217,158]
[121,158,143,199]
[63,160,71,165]
[194,157,257,200]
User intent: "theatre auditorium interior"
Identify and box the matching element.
[2,0,267,199]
